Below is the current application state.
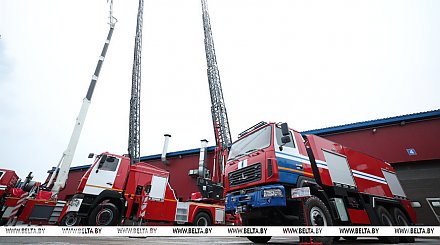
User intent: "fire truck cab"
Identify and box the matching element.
[224,122,416,244]
[61,152,225,226]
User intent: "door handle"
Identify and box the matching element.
[106,182,113,186]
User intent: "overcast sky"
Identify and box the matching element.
[1,0,439,181]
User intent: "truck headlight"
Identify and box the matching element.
[263,189,283,198]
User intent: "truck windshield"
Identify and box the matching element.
[228,125,272,161]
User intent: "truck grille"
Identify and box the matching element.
[228,163,262,187]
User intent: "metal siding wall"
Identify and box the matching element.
[145,152,216,201]
[320,118,440,163]
[393,160,440,225]
[58,170,88,201]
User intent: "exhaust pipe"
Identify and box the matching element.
[161,134,171,164]
[198,139,208,178]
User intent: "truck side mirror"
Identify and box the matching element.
[281,135,291,144]
[100,154,108,164]
[281,122,289,136]
[96,154,107,173]
[88,153,95,158]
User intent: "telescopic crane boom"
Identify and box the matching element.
[48,1,117,196]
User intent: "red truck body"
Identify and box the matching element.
[59,152,224,226]
[0,170,56,226]
[224,122,416,244]
[0,169,19,200]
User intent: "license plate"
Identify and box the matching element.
[235,206,245,213]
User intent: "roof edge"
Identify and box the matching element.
[302,109,440,135]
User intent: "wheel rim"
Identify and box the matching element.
[65,214,78,226]
[381,213,393,226]
[310,206,327,226]
[96,208,113,226]
[397,214,409,226]
[196,216,208,226]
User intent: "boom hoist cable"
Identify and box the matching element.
[48,0,117,196]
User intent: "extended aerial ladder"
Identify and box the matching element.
[48,1,117,196]
[127,0,144,165]
[197,0,232,199]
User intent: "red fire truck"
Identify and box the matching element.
[0,169,20,214]
[0,169,19,201]
[59,152,225,226]
[0,171,49,226]
[224,122,416,244]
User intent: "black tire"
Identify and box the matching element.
[0,218,8,226]
[60,212,81,226]
[243,219,272,244]
[392,207,415,243]
[376,205,399,244]
[88,202,120,226]
[342,236,357,241]
[247,236,272,244]
[193,212,212,226]
[302,196,333,245]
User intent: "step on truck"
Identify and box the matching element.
[60,152,225,226]
[224,122,416,244]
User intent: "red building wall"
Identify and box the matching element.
[144,152,216,201]
[317,118,440,164]
[46,168,89,201]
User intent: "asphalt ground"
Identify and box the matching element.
[0,236,438,245]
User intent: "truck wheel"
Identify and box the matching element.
[88,202,119,226]
[193,212,212,226]
[247,236,272,244]
[392,207,415,243]
[0,218,8,226]
[303,196,333,245]
[60,212,81,226]
[343,236,357,241]
[376,205,399,244]
[243,219,272,244]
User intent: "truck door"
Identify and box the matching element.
[83,155,121,195]
[274,126,303,183]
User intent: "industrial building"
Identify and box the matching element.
[47,109,440,225]
[304,109,440,225]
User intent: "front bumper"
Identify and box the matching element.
[65,193,92,216]
[225,184,286,212]
[66,197,83,213]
